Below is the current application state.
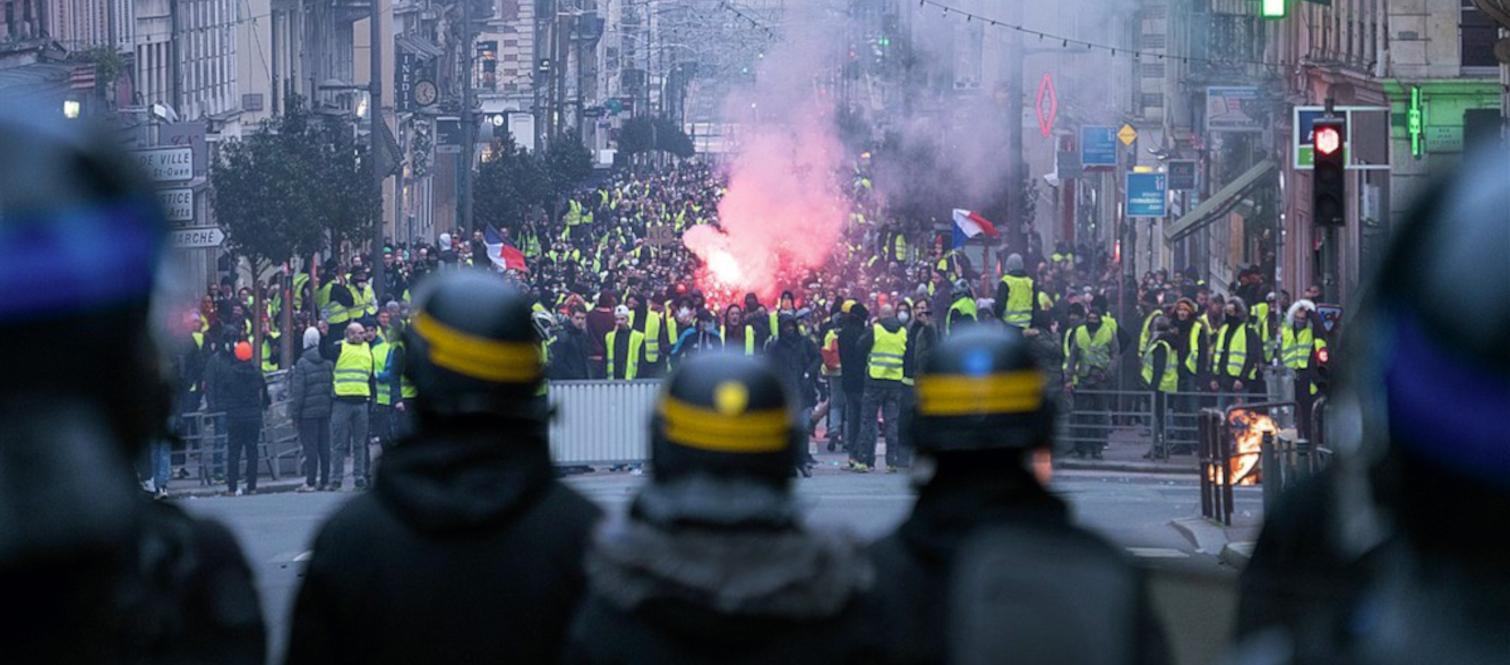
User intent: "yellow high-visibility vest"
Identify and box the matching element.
[1281,325,1325,370]
[1184,320,1207,375]
[946,297,977,334]
[372,339,393,406]
[999,274,1034,328]
[1139,310,1161,356]
[644,311,665,363]
[867,324,908,381]
[1142,339,1178,393]
[720,324,755,355]
[1216,323,1256,380]
[605,329,644,380]
[333,341,373,398]
[1072,324,1115,378]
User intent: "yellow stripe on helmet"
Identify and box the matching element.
[659,396,789,453]
[413,312,541,383]
[916,371,1045,416]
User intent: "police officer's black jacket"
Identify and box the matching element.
[565,515,881,664]
[284,425,602,665]
[868,479,1169,665]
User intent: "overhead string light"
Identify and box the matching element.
[917,0,1291,71]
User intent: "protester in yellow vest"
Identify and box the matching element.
[1140,316,1179,459]
[995,253,1037,329]
[721,305,756,355]
[605,306,645,380]
[326,321,374,489]
[1213,298,1263,394]
[853,304,909,473]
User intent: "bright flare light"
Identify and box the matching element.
[708,249,744,286]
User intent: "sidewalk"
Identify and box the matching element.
[1055,426,1199,474]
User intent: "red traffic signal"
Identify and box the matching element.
[1314,125,1342,156]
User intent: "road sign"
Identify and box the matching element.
[133,147,193,182]
[156,188,194,223]
[1126,173,1168,218]
[1081,126,1118,168]
[1118,123,1138,146]
[1167,160,1197,191]
[169,226,224,248]
[1205,87,1263,132]
[1035,73,1058,138]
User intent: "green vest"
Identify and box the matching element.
[867,324,908,381]
[1142,339,1178,393]
[605,329,644,380]
[333,341,373,398]
[999,274,1034,328]
[1139,310,1160,356]
[1281,324,1323,370]
[947,297,978,334]
[1184,320,1207,375]
[372,340,393,405]
[1072,324,1115,377]
[1217,323,1255,380]
[536,341,550,397]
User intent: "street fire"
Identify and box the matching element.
[1224,409,1276,486]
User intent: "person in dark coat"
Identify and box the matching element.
[566,353,879,665]
[765,313,823,474]
[835,303,869,461]
[287,326,334,490]
[869,328,1169,665]
[220,341,269,495]
[548,305,593,380]
[0,108,265,664]
[285,271,601,665]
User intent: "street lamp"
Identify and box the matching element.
[62,99,81,119]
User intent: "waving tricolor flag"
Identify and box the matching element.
[951,209,999,248]
[484,225,529,273]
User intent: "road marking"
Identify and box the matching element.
[1126,547,1190,559]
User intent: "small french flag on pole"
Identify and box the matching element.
[951,209,999,249]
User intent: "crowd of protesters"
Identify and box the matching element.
[157,158,1332,493]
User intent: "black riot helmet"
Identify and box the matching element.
[403,270,544,419]
[1333,146,1510,559]
[911,326,1054,453]
[0,103,172,455]
[636,352,801,528]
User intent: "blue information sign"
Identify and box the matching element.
[1126,173,1168,218]
[1080,126,1118,168]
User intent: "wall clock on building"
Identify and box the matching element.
[413,80,438,108]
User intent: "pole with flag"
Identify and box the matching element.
[484,225,529,272]
[951,209,1000,248]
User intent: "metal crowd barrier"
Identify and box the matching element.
[1197,401,1296,525]
[547,379,662,465]
[1056,388,1280,462]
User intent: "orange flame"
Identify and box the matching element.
[1226,409,1275,486]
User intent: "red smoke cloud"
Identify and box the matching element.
[682,19,848,304]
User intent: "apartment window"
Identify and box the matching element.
[1141,62,1165,78]
[1142,92,1165,109]
[1140,33,1166,50]
[1461,0,1499,68]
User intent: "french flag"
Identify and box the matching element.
[951,209,999,248]
[484,225,529,273]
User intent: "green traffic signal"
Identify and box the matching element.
[1261,0,1285,18]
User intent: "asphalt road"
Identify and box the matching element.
[180,468,1262,665]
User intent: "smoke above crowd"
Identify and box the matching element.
[681,9,849,303]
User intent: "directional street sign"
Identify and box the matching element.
[170,226,225,248]
[1118,123,1138,146]
[1126,173,1168,218]
[1081,126,1118,168]
[156,188,195,222]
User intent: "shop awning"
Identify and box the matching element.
[1164,159,1276,241]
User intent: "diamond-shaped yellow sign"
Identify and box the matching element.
[1118,124,1138,146]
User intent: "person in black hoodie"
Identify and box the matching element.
[220,341,269,495]
[285,271,601,665]
[765,313,822,474]
[548,305,593,380]
[835,302,869,463]
[566,353,878,664]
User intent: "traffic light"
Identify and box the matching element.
[1312,118,1346,227]
[1261,0,1285,18]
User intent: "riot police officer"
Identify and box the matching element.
[285,271,602,664]
[869,327,1168,665]
[0,104,265,664]
[566,353,879,664]
[1233,147,1510,664]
